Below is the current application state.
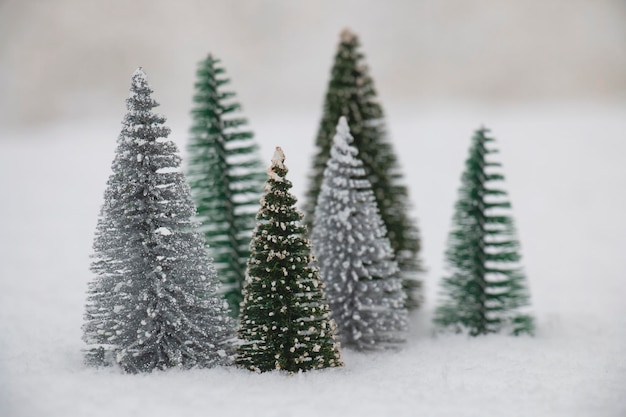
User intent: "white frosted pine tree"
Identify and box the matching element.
[311,117,408,350]
[83,68,234,372]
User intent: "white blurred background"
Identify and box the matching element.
[1,0,625,128]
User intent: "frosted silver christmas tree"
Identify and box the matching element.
[83,68,234,372]
[312,117,408,350]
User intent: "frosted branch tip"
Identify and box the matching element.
[131,67,148,86]
[271,146,286,170]
[340,28,357,43]
[336,116,350,136]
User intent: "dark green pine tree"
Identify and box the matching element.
[303,28,423,310]
[237,147,343,373]
[434,127,534,336]
[83,68,234,372]
[187,54,265,318]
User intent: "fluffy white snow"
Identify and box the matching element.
[154,227,172,236]
[0,104,625,417]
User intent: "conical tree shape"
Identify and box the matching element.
[312,117,408,350]
[83,68,235,372]
[187,54,265,318]
[434,127,534,336]
[303,29,423,310]
[236,147,343,373]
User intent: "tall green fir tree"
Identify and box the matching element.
[187,54,265,318]
[434,127,534,336]
[237,147,343,373]
[303,28,423,310]
[312,117,408,350]
[83,68,235,372]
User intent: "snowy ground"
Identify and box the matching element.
[1,103,625,417]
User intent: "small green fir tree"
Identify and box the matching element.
[83,68,234,372]
[187,54,265,317]
[303,28,423,310]
[434,127,534,336]
[236,147,343,373]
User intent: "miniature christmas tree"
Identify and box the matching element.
[434,127,534,336]
[236,147,343,373]
[303,28,423,310]
[83,68,235,372]
[187,54,265,318]
[312,117,408,350]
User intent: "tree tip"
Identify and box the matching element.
[131,67,148,88]
[336,116,350,136]
[271,146,286,169]
[340,27,358,44]
[204,53,218,63]
[333,116,354,150]
[132,67,146,77]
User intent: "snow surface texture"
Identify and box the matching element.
[0,104,625,416]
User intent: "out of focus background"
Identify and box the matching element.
[1,0,625,127]
[1,1,626,416]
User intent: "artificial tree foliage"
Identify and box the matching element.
[303,28,423,309]
[434,127,534,336]
[187,54,265,317]
[312,117,408,350]
[83,68,234,372]
[236,147,343,373]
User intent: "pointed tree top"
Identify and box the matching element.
[126,67,159,113]
[340,27,357,44]
[476,125,492,136]
[271,146,285,169]
[331,117,358,162]
[203,53,218,65]
[268,146,287,182]
[131,67,148,87]
[334,116,352,144]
